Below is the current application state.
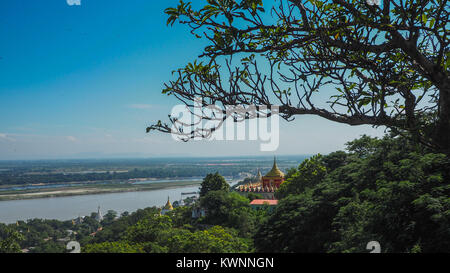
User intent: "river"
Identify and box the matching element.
[0,182,237,224]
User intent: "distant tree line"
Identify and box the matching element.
[0,165,256,186]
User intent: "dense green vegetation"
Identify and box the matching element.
[199,172,230,196]
[1,134,448,253]
[0,176,267,253]
[81,181,267,252]
[255,134,450,253]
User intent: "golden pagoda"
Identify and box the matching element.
[237,156,285,195]
[164,196,174,210]
[261,157,285,189]
[160,196,174,215]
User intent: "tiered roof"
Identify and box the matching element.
[263,157,285,178]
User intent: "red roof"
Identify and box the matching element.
[250,199,278,205]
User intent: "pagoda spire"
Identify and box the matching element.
[96,206,103,222]
[164,196,173,210]
[256,168,262,182]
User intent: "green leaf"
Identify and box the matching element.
[429,18,436,28]
[421,13,427,24]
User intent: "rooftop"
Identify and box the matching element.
[250,199,278,206]
[264,157,285,178]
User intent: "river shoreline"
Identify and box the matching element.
[0,181,240,224]
[0,180,204,201]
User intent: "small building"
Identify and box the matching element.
[191,206,207,218]
[73,215,84,225]
[249,199,278,211]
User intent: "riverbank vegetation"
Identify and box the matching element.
[2,134,448,253]
[0,156,302,201]
[0,157,303,186]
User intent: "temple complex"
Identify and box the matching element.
[237,157,285,199]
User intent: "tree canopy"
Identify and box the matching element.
[200,172,230,196]
[148,0,450,155]
[0,226,24,253]
[254,134,450,252]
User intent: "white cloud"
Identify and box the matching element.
[66,0,81,6]
[66,136,78,142]
[128,104,154,110]
[0,133,16,142]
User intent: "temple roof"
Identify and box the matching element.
[163,197,174,210]
[263,157,285,178]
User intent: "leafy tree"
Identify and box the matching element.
[276,154,327,199]
[247,192,263,201]
[86,207,162,245]
[30,241,65,253]
[255,134,450,252]
[254,191,339,252]
[101,210,118,226]
[165,226,250,253]
[199,172,230,196]
[83,241,145,253]
[148,0,450,155]
[0,227,24,253]
[86,207,250,253]
[200,190,263,237]
[322,151,348,171]
[126,215,173,243]
[200,191,249,224]
[284,167,298,181]
[165,206,194,228]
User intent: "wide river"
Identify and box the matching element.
[0,181,238,224]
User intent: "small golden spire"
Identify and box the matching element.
[164,196,173,210]
[264,156,284,178]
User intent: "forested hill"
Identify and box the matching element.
[2,134,448,253]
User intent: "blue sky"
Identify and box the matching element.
[0,0,385,160]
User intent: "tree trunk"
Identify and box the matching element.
[435,81,450,155]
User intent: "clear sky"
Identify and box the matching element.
[0,0,385,160]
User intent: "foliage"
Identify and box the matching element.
[126,215,173,243]
[3,135,449,253]
[255,134,450,252]
[83,241,145,253]
[276,154,327,199]
[200,172,230,196]
[0,226,24,253]
[200,190,253,236]
[149,0,450,155]
[247,192,263,201]
[165,226,250,253]
[0,159,270,186]
[85,206,251,253]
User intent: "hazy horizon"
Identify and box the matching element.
[0,1,386,160]
[0,153,314,162]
